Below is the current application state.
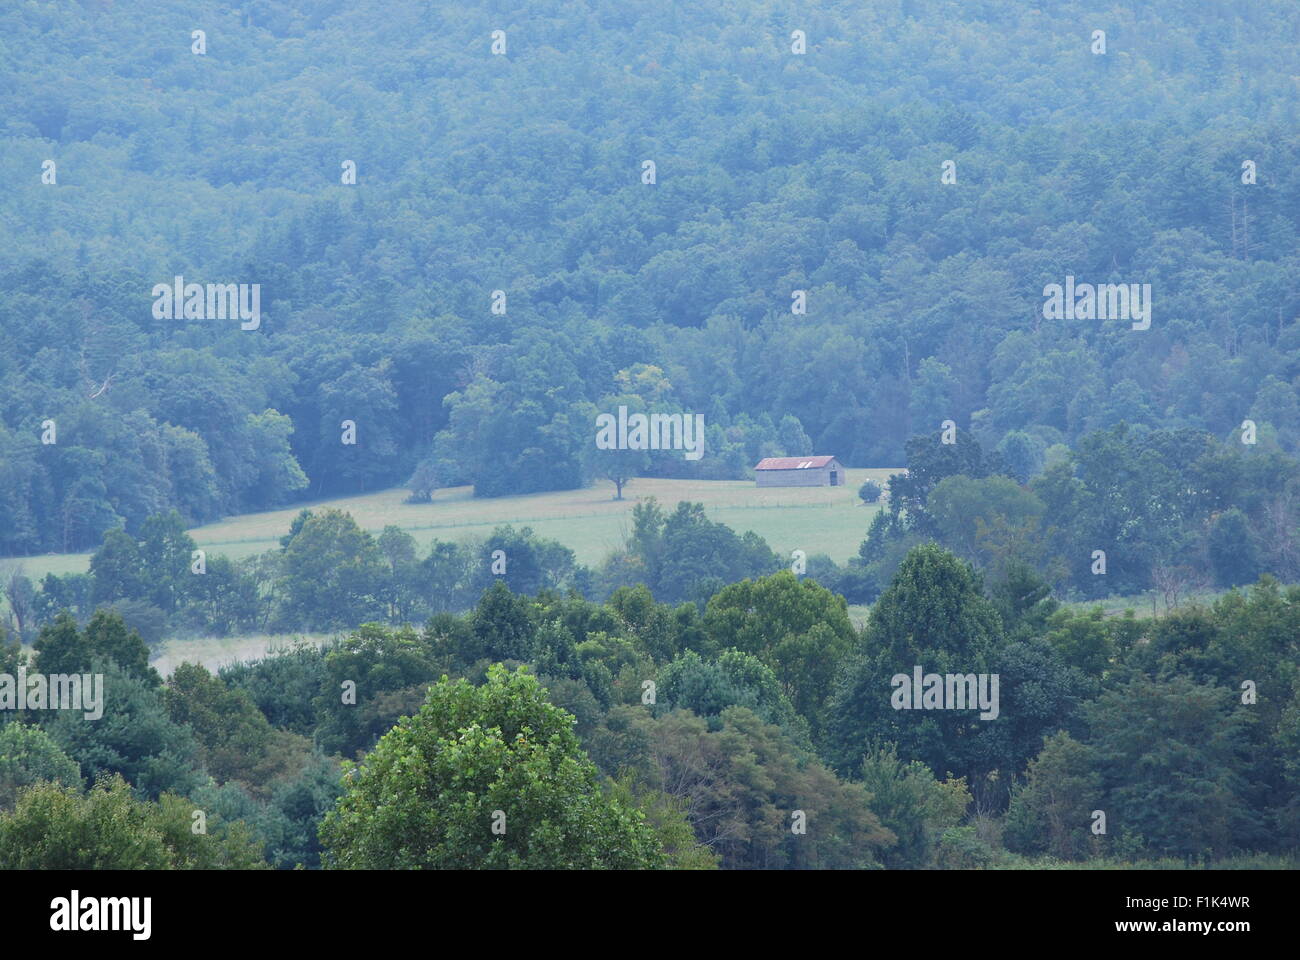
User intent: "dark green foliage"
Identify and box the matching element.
[0,723,82,810]
[1003,732,1102,860]
[472,581,538,663]
[877,424,1300,598]
[888,433,1008,530]
[0,776,266,870]
[859,743,971,869]
[704,571,857,738]
[164,663,275,785]
[312,624,443,758]
[824,544,1004,784]
[43,661,202,801]
[1209,508,1260,587]
[2,1,1299,550]
[858,480,883,504]
[598,706,895,870]
[615,499,782,605]
[34,609,159,687]
[220,644,331,736]
[254,753,345,870]
[1085,677,1257,858]
[274,510,386,630]
[657,648,810,747]
[319,665,665,869]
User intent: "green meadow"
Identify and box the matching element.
[9,469,899,583]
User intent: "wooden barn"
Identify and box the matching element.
[754,455,845,487]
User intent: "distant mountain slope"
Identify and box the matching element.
[1,0,1297,554]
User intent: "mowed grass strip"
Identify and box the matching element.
[9,469,899,580]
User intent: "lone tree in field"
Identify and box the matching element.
[319,664,663,869]
[590,445,650,500]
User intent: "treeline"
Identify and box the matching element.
[4,0,1300,552]
[3,542,1297,868]
[7,414,1296,645]
[3,498,789,642]
[860,423,1300,601]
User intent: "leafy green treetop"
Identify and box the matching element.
[320,664,664,869]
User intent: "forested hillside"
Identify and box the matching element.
[3,0,1298,555]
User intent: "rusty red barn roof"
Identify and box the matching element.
[754,456,838,470]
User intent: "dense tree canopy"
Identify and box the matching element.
[319,664,665,869]
[2,1,1297,554]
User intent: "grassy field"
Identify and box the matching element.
[7,469,900,582]
[150,632,336,676]
[1060,587,1241,618]
[8,468,1276,675]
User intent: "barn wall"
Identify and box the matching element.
[756,467,832,486]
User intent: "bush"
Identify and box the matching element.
[935,826,999,869]
[858,480,883,504]
[0,775,267,869]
